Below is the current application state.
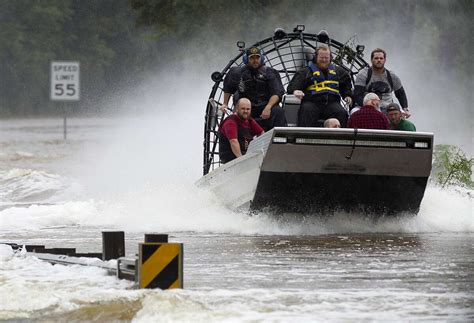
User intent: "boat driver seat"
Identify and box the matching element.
[281,94,301,127]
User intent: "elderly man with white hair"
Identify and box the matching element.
[347,93,390,129]
[323,118,341,128]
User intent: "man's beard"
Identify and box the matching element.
[238,113,249,120]
[373,63,384,69]
[318,63,330,70]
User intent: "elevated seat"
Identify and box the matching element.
[282,94,326,127]
[281,94,301,127]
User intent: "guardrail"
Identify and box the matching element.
[3,231,183,289]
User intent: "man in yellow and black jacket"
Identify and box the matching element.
[287,46,352,127]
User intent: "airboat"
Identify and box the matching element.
[197,26,433,214]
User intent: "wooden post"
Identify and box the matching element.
[102,231,125,260]
[144,234,168,243]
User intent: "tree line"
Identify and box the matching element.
[0,0,472,116]
[0,0,161,116]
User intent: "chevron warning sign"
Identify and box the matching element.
[138,243,183,289]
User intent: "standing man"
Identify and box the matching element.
[348,93,390,129]
[287,45,352,127]
[354,48,410,117]
[221,47,286,131]
[386,103,416,131]
[219,98,264,163]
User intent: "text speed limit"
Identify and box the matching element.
[51,61,80,101]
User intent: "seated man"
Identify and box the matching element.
[287,45,352,127]
[219,98,264,163]
[347,93,390,130]
[221,47,286,131]
[323,118,341,128]
[386,103,416,131]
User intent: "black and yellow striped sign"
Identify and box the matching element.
[138,243,183,289]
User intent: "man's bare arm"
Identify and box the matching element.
[220,92,232,113]
[261,94,280,119]
[229,139,242,157]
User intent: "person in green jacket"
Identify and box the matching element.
[386,103,416,131]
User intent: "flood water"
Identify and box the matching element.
[1,118,473,321]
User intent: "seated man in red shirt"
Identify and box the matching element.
[219,98,264,163]
[347,93,390,130]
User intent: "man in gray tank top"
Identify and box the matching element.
[354,48,411,118]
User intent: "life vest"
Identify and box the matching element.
[306,62,340,96]
[219,115,253,163]
[238,66,270,106]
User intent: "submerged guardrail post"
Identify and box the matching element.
[35,247,77,255]
[24,245,45,252]
[102,231,125,260]
[138,233,183,289]
[117,257,138,282]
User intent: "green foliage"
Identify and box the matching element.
[0,0,160,116]
[409,0,474,84]
[0,0,73,115]
[433,145,473,189]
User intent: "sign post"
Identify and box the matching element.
[50,61,80,140]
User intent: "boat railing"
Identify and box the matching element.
[203,26,370,175]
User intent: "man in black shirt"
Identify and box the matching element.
[221,47,286,131]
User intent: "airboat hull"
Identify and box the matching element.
[197,127,433,214]
[197,151,264,210]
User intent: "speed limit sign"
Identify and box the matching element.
[51,61,80,101]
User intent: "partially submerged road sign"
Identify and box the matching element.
[51,61,80,101]
[139,243,184,289]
